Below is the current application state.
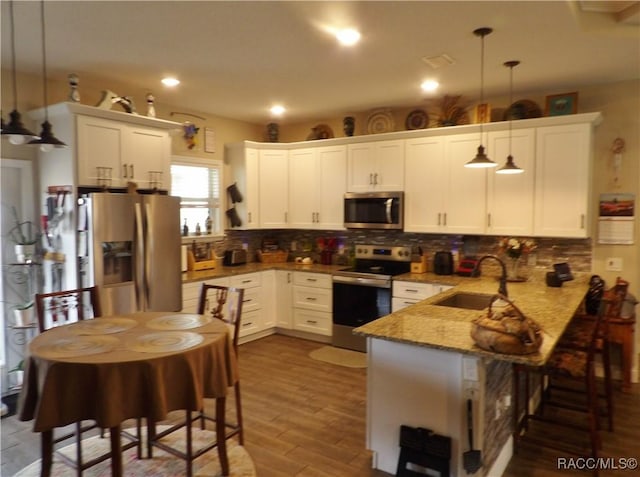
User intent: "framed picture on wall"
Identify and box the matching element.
[545,92,578,116]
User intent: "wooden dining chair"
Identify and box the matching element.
[147,283,244,477]
[34,286,141,474]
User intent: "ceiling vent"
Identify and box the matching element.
[422,54,456,69]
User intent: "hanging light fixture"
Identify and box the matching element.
[1,0,39,145]
[28,0,67,151]
[465,27,496,169]
[497,60,524,174]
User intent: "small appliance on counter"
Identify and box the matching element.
[433,251,454,275]
[223,249,247,266]
[546,262,574,287]
[456,258,479,277]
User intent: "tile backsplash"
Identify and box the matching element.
[216,229,592,272]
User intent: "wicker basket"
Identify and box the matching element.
[257,250,288,263]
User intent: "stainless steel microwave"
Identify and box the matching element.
[344,191,404,230]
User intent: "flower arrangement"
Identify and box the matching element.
[498,237,537,259]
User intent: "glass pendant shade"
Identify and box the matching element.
[465,27,496,169]
[496,60,523,174]
[1,1,39,145]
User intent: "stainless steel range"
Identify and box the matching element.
[332,244,411,352]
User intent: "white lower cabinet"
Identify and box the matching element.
[392,280,453,312]
[181,277,229,313]
[292,272,332,336]
[274,270,293,329]
[229,272,264,338]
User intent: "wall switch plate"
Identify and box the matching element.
[606,257,623,271]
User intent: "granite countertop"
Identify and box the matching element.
[354,271,591,366]
[182,262,343,283]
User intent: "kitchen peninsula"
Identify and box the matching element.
[354,271,590,477]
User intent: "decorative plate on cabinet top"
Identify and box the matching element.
[367,110,395,134]
[503,99,542,120]
[405,109,429,130]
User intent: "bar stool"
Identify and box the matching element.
[554,277,629,431]
[513,297,612,468]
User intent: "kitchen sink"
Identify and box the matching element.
[433,292,495,310]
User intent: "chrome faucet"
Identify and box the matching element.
[471,254,508,298]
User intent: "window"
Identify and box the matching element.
[171,156,222,237]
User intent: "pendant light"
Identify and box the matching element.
[465,27,496,169]
[1,0,39,145]
[497,61,524,174]
[28,0,67,151]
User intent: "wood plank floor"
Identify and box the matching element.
[2,334,639,476]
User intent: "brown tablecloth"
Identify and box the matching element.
[18,312,237,432]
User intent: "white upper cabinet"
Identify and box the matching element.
[227,144,260,229]
[77,115,125,186]
[404,136,446,233]
[259,148,289,228]
[534,123,592,237]
[347,139,405,192]
[30,102,178,191]
[405,133,486,235]
[289,145,346,229]
[443,133,488,235]
[486,128,536,236]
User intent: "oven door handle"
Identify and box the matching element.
[332,275,391,288]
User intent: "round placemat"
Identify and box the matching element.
[126,331,204,353]
[35,335,120,359]
[146,314,212,331]
[72,317,138,335]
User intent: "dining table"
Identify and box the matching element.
[18,311,238,477]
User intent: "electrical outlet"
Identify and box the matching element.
[463,357,479,381]
[606,257,623,271]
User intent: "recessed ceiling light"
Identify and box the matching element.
[336,28,361,46]
[161,77,180,87]
[421,80,439,92]
[270,105,286,116]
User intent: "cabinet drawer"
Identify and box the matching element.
[293,285,332,312]
[392,297,422,312]
[241,287,262,313]
[393,281,435,300]
[293,309,331,336]
[294,272,332,289]
[238,309,262,337]
[230,272,262,289]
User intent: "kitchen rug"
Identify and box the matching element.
[309,345,367,368]
[14,426,256,477]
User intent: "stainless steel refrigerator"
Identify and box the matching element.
[78,192,182,314]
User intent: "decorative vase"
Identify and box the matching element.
[506,256,527,282]
[343,116,355,136]
[267,122,279,142]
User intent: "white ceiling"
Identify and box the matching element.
[2,1,639,124]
